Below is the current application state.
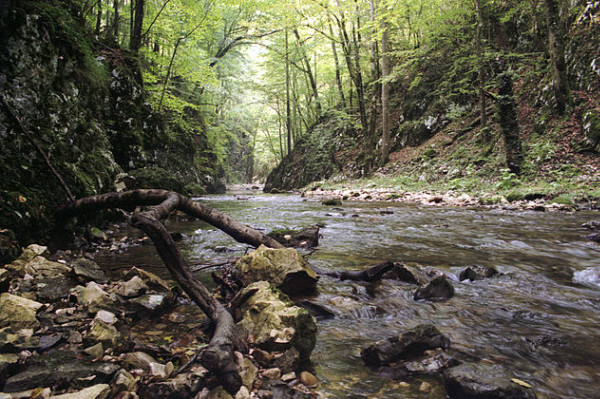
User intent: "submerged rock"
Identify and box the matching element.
[444,363,537,399]
[237,281,317,360]
[413,276,455,301]
[234,245,319,296]
[321,197,343,206]
[401,351,459,374]
[458,265,499,282]
[384,262,428,285]
[361,324,450,366]
[0,293,43,330]
[268,225,320,248]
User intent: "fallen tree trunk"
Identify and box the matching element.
[325,261,395,282]
[59,189,284,394]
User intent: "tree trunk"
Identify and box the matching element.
[112,0,119,39]
[380,18,391,165]
[129,0,144,53]
[59,190,283,394]
[328,21,346,108]
[285,29,292,156]
[474,0,487,129]
[544,0,571,114]
[95,0,102,36]
[497,72,523,175]
[293,29,321,114]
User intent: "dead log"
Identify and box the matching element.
[325,261,395,282]
[59,189,284,394]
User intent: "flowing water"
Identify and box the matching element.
[95,192,600,398]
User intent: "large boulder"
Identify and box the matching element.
[444,363,537,399]
[237,281,317,360]
[0,293,43,330]
[361,324,450,366]
[234,245,319,296]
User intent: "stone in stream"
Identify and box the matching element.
[443,363,537,399]
[321,196,343,206]
[458,265,499,282]
[413,276,455,301]
[361,324,450,366]
[237,281,317,360]
[234,245,319,296]
[383,262,428,285]
[3,351,118,392]
[268,225,320,248]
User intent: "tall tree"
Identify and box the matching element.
[380,15,391,164]
[544,0,571,114]
[474,0,487,129]
[130,0,144,53]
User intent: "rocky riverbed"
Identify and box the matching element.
[0,244,321,399]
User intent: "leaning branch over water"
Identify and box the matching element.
[59,189,284,394]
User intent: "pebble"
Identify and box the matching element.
[262,368,281,380]
[419,381,432,392]
[299,371,318,387]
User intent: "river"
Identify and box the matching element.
[95,192,600,398]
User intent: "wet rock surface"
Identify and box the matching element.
[268,226,320,248]
[459,265,499,281]
[234,246,319,296]
[237,281,317,359]
[413,276,455,301]
[444,363,537,399]
[361,324,450,366]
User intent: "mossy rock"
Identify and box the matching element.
[505,191,525,202]
[479,196,503,205]
[237,281,317,360]
[184,183,207,196]
[423,148,437,159]
[551,194,575,206]
[234,245,319,296]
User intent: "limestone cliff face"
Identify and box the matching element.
[0,2,167,243]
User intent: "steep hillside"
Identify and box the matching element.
[0,0,222,247]
[264,2,600,201]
